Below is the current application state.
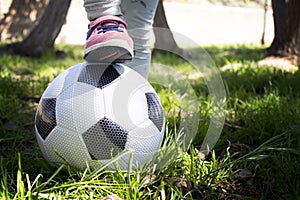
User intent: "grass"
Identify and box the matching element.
[0,43,299,199]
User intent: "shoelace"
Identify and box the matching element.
[97,24,125,34]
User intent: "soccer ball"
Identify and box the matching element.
[34,63,165,170]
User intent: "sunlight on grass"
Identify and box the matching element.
[0,44,299,199]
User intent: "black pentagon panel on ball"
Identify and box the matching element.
[98,64,122,89]
[82,118,128,160]
[35,98,57,140]
[146,93,164,131]
[77,64,123,89]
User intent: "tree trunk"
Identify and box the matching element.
[153,0,195,59]
[6,0,71,57]
[153,0,180,53]
[267,0,300,64]
[0,0,48,41]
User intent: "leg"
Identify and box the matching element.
[121,0,159,79]
[83,0,121,20]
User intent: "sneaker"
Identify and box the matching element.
[84,15,133,63]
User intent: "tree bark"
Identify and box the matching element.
[153,0,196,59]
[153,0,180,53]
[0,0,48,41]
[267,0,300,64]
[5,0,71,57]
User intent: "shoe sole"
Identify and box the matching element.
[84,39,133,64]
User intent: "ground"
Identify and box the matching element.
[0,44,299,199]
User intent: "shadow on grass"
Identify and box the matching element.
[181,45,300,198]
[0,43,84,77]
[0,44,299,199]
[190,44,267,67]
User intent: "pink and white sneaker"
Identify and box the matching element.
[84,15,133,63]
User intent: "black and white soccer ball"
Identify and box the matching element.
[34,63,165,170]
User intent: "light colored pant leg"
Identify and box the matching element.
[121,0,159,79]
[83,0,122,20]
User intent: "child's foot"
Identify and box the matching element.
[84,15,133,63]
